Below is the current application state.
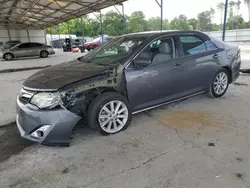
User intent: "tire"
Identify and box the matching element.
[87,92,132,135]
[4,53,14,61]
[87,49,91,52]
[207,68,229,98]
[40,50,49,58]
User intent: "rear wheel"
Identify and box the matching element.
[207,68,229,98]
[40,50,49,58]
[87,92,132,135]
[4,53,14,61]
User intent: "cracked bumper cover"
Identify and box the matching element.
[16,97,81,146]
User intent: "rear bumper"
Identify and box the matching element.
[231,60,241,82]
[16,97,81,146]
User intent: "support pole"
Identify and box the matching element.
[27,30,30,42]
[161,0,163,31]
[80,17,84,40]
[222,0,229,41]
[58,24,60,39]
[67,21,70,38]
[155,0,163,31]
[44,29,47,44]
[7,29,11,41]
[122,3,126,34]
[50,28,52,45]
[100,11,103,45]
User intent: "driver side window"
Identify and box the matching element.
[133,37,175,67]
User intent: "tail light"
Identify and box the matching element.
[237,47,241,53]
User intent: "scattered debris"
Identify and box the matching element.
[235,173,243,179]
[62,168,70,174]
[233,82,248,86]
[215,175,221,178]
[235,157,244,163]
[208,142,216,147]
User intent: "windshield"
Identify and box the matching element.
[80,36,147,66]
[93,37,101,42]
[3,43,17,49]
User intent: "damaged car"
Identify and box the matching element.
[16,31,241,146]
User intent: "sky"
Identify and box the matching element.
[99,0,249,24]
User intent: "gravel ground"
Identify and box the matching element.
[0,44,250,188]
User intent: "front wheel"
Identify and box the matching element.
[207,68,229,98]
[4,53,14,61]
[87,92,132,135]
[40,51,49,58]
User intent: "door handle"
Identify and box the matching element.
[173,63,183,70]
[213,54,219,59]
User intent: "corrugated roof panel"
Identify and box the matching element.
[0,0,128,29]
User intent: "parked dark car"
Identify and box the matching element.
[0,42,55,60]
[16,31,241,146]
[84,35,114,51]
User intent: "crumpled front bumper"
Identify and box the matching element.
[16,97,81,146]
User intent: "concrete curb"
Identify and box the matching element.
[240,69,250,74]
[0,65,50,74]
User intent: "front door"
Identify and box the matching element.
[13,43,32,57]
[125,65,160,112]
[125,37,185,111]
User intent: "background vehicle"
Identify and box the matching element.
[62,38,85,52]
[16,31,241,146]
[84,35,114,51]
[5,40,21,45]
[0,42,55,60]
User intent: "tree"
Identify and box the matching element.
[169,15,190,30]
[147,17,169,31]
[228,15,245,29]
[236,0,241,15]
[197,8,215,31]
[103,11,123,36]
[188,18,198,30]
[217,2,225,25]
[244,0,250,21]
[127,11,148,33]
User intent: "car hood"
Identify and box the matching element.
[23,60,116,91]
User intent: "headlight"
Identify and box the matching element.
[30,92,62,109]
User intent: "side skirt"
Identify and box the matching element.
[132,91,205,115]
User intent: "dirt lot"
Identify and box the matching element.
[0,50,250,188]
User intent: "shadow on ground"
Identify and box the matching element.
[0,123,33,163]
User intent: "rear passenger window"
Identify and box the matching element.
[180,36,206,55]
[205,41,217,51]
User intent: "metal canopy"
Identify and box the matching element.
[0,0,127,29]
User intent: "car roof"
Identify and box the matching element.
[120,30,209,40]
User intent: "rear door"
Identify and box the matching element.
[29,43,43,56]
[177,35,223,92]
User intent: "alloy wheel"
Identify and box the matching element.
[5,54,13,60]
[98,100,128,134]
[41,51,48,57]
[213,72,228,95]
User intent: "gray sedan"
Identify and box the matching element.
[16,30,241,146]
[0,42,55,60]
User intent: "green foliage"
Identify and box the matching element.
[46,2,250,37]
[169,15,190,30]
[197,8,215,31]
